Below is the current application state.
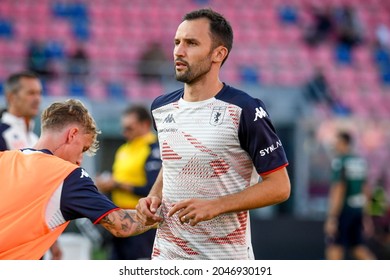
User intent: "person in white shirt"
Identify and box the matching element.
[136,8,291,260]
[0,71,41,151]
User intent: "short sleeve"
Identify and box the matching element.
[60,168,119,224]
[238,99,288,175]
[331,157,344,183]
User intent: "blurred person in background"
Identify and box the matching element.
[67,45,90,83]
[324,131,376,260]
[95,105,161,259]
[0,71,41,151]
[26,40,56,81]
[136,8,290,260]
[137,42,168,83]
[333,5,364,49]
[303,5,334,47]
[0,71,62,260]
[303,67,336,108]
[0,99,155,260]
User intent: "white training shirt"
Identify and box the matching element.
[150,84,288,260]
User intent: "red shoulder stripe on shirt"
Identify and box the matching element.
[93,207,120,224]
[260,163,289,176]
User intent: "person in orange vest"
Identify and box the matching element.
[0,99,156,260]
[0,71,62,260]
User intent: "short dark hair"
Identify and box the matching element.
[183,8,233,66]
[123,105,152,123]
[5,71,39,94]
[338,131,352,146]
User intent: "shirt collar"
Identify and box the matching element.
[1,112,36,132]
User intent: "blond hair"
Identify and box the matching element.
[41,99,100,155]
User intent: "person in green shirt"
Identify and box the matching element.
[324,131,376,259]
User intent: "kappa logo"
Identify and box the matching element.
[253,106,268,121]
[80,169,90,178]
[163,114,176,123]
[210,106,226,126]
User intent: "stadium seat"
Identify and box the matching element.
[0,19,14,38]
[0,0,386,112]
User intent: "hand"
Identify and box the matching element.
[363,215,375,237]
[168,198,221,226]
[49,241,62,260]
[95,173,115,193]
[324,217,338,237]
[136,196,163,226]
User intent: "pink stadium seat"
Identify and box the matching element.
[5,40,25,59]
[47,20,72,41]
[125,81,144,100]
[45,80,66,97]
[87,81,107,101]
[260,68,278,85]
[0,0,386,117]
[353,47,373,66]
[0,64,9,81]
[0,1,13,15]
[145,81,164,99]
[282,26,303,42]
[277,69,299,86]
[89,5,105,18]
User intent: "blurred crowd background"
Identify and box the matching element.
[1,0,390,259]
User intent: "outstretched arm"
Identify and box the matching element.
[99,209,157,237]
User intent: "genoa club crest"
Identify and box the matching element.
[210,106,226,126]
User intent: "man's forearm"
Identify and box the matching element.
[215,167,290,215]
[125,209,158,235]
[99,209,156,237]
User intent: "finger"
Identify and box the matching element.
[135,208,147,220]
[136,200,158,223]
[137,212,161,226]
[148,196,162,213]
[180,212,196,225]
[180,214,189,224]
[168,202,186,217]
[150,200,160,213]
[189,218,198,226]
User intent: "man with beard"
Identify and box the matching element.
[136,8,291,260]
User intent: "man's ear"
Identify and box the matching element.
[212,46,228,64]
[66,127,79,143]
[5,92,14,105]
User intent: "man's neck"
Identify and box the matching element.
[183,79,224,102]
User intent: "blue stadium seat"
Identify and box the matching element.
[68,80,87,96]
[106,82,125,100]
[0,19,13,38]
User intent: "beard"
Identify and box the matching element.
[175,53,213,84]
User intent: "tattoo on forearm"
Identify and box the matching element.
[101,209,155,237]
